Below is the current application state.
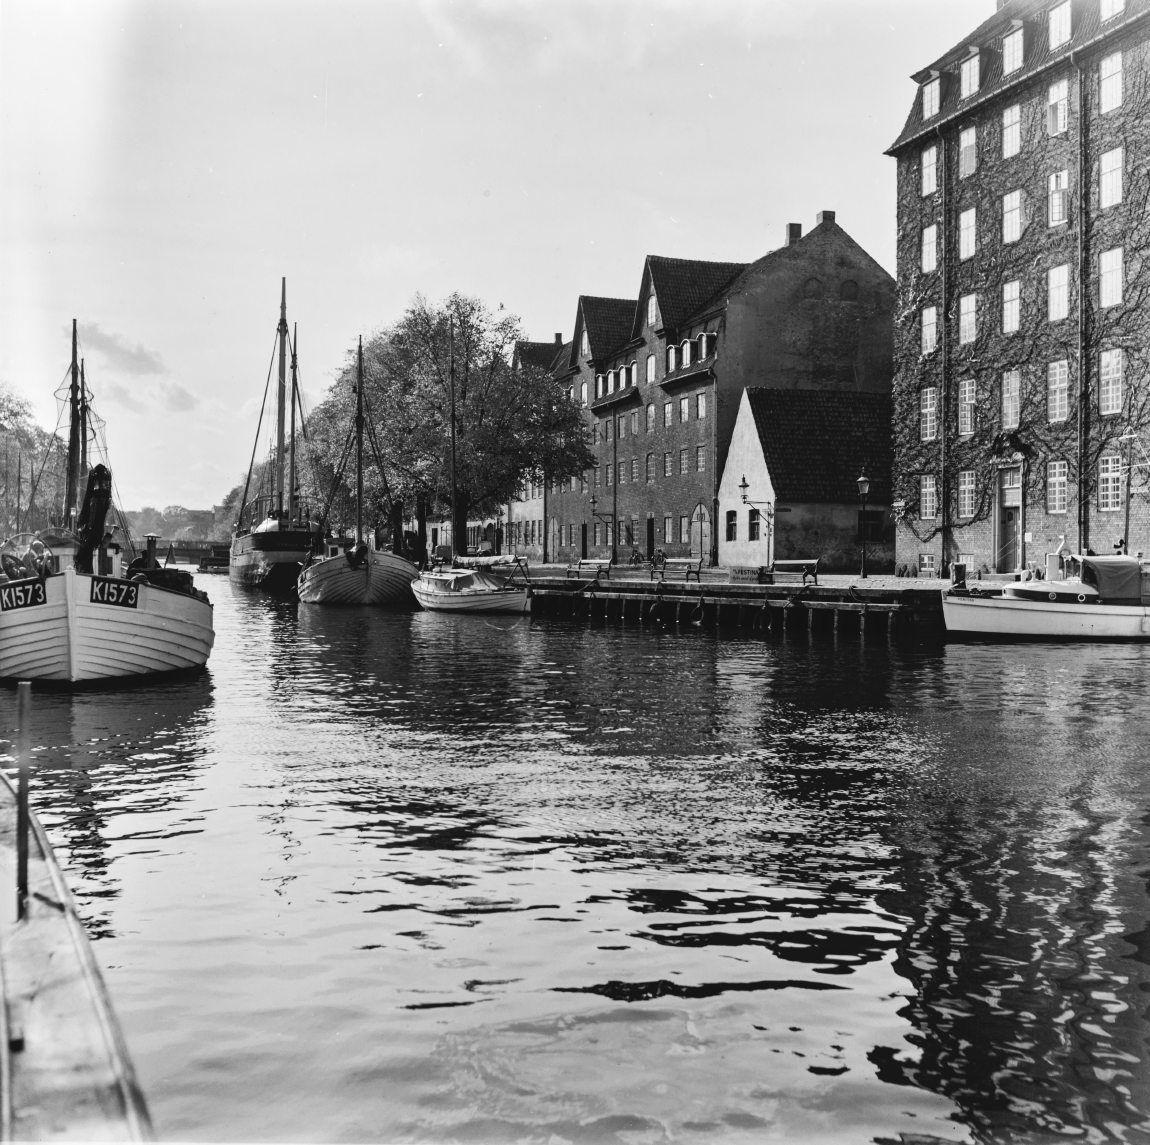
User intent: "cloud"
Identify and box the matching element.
[100,379,149,415]
[76,322,166,376]
[98,376,198,415]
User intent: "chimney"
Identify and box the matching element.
[817,210,836,226]
[785,223,802,246]
[554,332,563,345]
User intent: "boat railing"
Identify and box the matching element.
[455,554,531,582]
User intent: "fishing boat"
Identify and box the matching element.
[942,552,1150,640]
[0,322,215,683]
[412,556,532,614]
[230,279,315,593]
[297,337,418,605]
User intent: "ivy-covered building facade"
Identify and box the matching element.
[888,0,1150,577]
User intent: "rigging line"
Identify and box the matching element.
[359,388,394,504]
[318,431,355,531]
[237,332,281,528]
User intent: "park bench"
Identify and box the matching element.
[653,556,703,583]
[566,558,612,580]
[768,558,819,585]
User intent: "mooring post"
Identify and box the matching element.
[16,680,32,921]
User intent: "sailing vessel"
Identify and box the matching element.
[412,556,532,614]
[230,279,315,593]
[0,322,215,683]
[296,337,418,605]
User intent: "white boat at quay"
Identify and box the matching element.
[942,553,1150,640]
[412,557,532,615]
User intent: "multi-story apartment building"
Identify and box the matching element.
[888,0,1150,577]
[547,213,895,566]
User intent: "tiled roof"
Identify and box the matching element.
[550,340,571,374]
[747,388,892,504]
[888,0,1149,154]
[515,340,562,372]
[646,257,747,335]
[581,296,636,362]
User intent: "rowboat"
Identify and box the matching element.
[412,557,531,614]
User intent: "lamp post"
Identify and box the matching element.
[737,474,776,565]
[856,471,870,579]
[588,491,616,563]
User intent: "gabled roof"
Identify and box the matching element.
[642,256,747,337]
[747,387,892,504]
[514,340,563,373]
[887,0,1148,154]
[550,340,571,374]
[579,295,636,364]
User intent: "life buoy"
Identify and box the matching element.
[1048,592,1058,602]
[1077,593,1087,603]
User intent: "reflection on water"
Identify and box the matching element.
[2,585,1150,1143]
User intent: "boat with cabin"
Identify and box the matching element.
[230,279,315,593]
[942,550,1150,640]
[412,555,532,614]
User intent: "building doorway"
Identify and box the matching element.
[645,516,655,561]
[690,503,711,564]
[580,522,588,560]
[996,467,1022,572]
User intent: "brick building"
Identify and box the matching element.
[546,213,895,566]
[888,0,1150,577]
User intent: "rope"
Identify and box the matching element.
[237,331,280,530]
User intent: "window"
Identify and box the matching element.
[922,224,938,273]
[646,404,655,433]
[630,410,639,434]
[922,76,940,118]
[958,378,976,435]
[646,354,656,384]
[725,510,737,542]
[1003,104,1021,158]
[1100,147,1123,208]
[617,413,625,438]
[1003,25,1024,74]
[678,448,688,475]
[1002,368,1021,429]
[680,340,692,369]
[920,387,939,441]
[1047,460,1069,513]
[1100,247,1123,307]
[958,471,976,518]
[959,293,977,344]
[748,508,761,541]
[922,306,937,354]
[631,458,640,482]
[607,369,616,394]
[663,403,672,428]
[646,454,654,482]
[1049,170,1069,225]
[1003,280,1020,334]
[960,53,980,98]
[1048,79,1068,135]
[922,145,938,196]
[679,396,690,423]
[1047,360,1069,421]
[580,381,588,406]
[1049,2,1071,49]
[647,294,657,327]
[696,447,705,471]
[959,208,976,259]
[1101,0,1125,20]
[679,516,690,544]
[593,522,601,547]
[1003,190,1022,242]
[1100,51,1122,113]
[1099,454,1122,511]
[663,452,673,477]
[666,345,677,372]
[920,475,938,519]
[663,515,673,543]
[697,393,706,419]
[1100,349,1125,414]
[605,463,612,487]
[959,126,977,177]
[580,329,590,357]
[1048,264,1069,321]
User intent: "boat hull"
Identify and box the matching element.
[0,569,215,682]
[942,590,1150,640]
[229,528,313,593]
[412,578,531,615]
[297,551,418,605]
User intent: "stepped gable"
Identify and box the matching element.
[747,387,892,503]
[645,256,747,336]
[581,296,636,362]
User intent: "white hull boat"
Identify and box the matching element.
[0,567,215,682]
[297,548,417,605]
[942,554,1150,640]
[412,560,531,615]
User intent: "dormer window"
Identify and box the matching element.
[921,76,940,119]
[680,339,692,368]
[628,361,637,386]
[580,330,590,358]
[595,373,604,399]
[667,345,677,372]
[1049,1,1071,49]
[607,369,617,394]
[646,294,657,327]
[1003,25,1023,74]
[960,52,980,99]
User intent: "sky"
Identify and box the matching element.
[0,0,990,511]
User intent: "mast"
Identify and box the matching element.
[449,318,458,559]
[64,318,81,522]
[79,358,89,475]
[289,322,298,526]
[15,453,22,532]
[355,336,365,545]
[275,277,288,517]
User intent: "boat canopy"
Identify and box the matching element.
[1078,555,1146,604]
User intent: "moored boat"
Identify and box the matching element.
[412,556,532,614]
[942,553,1150,640]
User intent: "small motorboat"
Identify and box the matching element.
[412,556,532,615]
[942,552,1150,640]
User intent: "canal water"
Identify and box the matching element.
[3,576,1150,1144]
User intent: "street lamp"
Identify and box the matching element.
[737,475,776,564]
[588,491,617,563]
[856,471,870,579]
